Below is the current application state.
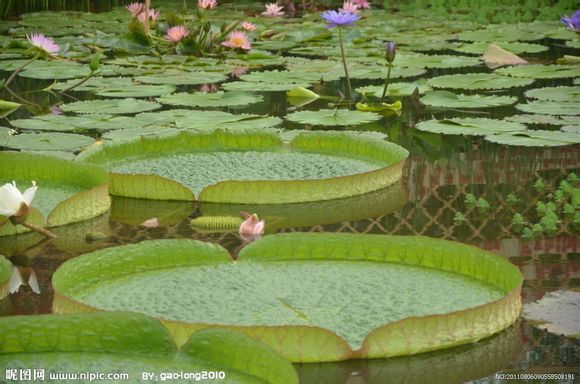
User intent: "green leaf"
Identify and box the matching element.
[53,76,133,91]
[0,312,298,384]
[60,98,162,115]
[505,114,567,125]
[484,130,580,147]
[420,91,517,109]
[515,101,580,116]
[495,64,580,79]
[222,81,312,92]
[356,80,432,97]
[457,28,543,42]
[0,255,12,296]
[78,130,407,203]
[95,84,176,98]
[157,92,263,108]
[286,87,320,99]
[454,42,547,54]
[135,70,228,85]
[0,99,21,118]
[416,118,527,135]
[175,111,283,131]
[52,234,521,361]
[428,73,534,90]
[524,86,580,102]
[240,70,339,84]
[4,132,95,151]
[286,109,382,126]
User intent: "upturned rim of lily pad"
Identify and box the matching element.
[77,129,409,204]
[52,233,523,362]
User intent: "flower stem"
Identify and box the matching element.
[380,64,392,102]
[338,27,353,102]
[62,70,95,92]
[2,53,40,89]
[21,221,56,239]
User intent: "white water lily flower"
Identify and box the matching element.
[0,181,37,218]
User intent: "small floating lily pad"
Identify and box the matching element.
[174,111,282,130]
[135,70,227,85]
[78,129,408,203]
[524,86,580,102]
[515,101,580,116]
[240,70,339,84]
[454,42,547,54]
[52,233,522,362]
[222,81,311,92]
[95,84,176,98]
[495,64,580,79]
[416,118,526,135]
[457,29,543,42]
[428,73,534,90]
[157,92,263,108]
[0,312,298,384]
[356,81,432,97]
[484,130,580,147]
[420,91,517,109]
[60,98,162,115]
[4,132,95,151]
[505,114,566,125]
[524,290,580,338]
[286,109,382,126]
[53,76,133,91]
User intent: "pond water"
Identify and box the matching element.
[0,1,579,382]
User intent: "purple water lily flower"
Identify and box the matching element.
[320,10,360,28]
[561,10,580,31]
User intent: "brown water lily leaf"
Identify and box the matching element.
[483,43,528,69]
[524,289,580,338]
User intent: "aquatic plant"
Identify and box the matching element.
[52,234,523,361]
[239,212,265,240]
[320,10,360,101]
[380,41,396,102]
[165,25,190,43]
[241,21,257,31]
[262,3,285,17]
[560,10,580,32]
[340,1,360,13]
[0,181,55,238]
[221,31,252,50]
[197,0,217,10]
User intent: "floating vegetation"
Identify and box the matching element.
[420,90,517,109]
[52,234,522,362]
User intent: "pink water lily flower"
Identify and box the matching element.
[198,0,217,9]
[239,213,265,236]
[141,217,159,228]
[221,31,251,50]
[262,3,284,17]
[137,8,160,23]
[353,0,371,9]
[27,34,59,56]
[341,1,359,13]
[165,25,190,43]
[125,2,144,16]
[241,21,257,31]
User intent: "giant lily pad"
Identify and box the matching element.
[0,152,110,236]
[286,109,382,126]
[60,99,161,115]
[356,80,432,97]
[156,92,263,108]
[53,234,522,362]
[0,312,298,384]
[420,91,517,109]
[427,73,534,90]
[0,256,11,298]
[416,118,527,136]
[77,129,408,203]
